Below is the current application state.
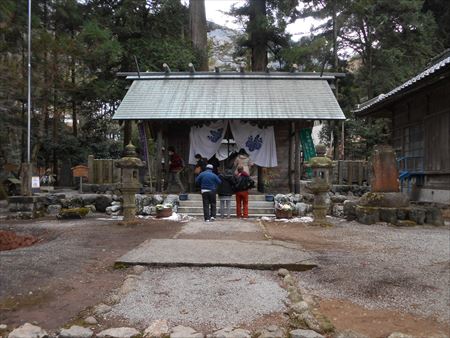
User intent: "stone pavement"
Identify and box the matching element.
[116,217,317,270]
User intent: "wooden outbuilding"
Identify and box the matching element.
[354,51,450,204]
[113,71,345,193]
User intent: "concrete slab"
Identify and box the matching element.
[116,239,317,270]
[178,218,262,234]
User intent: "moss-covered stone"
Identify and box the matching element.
[313,311,335,333]
[355,206,379,225]
[397,208,409,220]
[359,192,409,208]
[395,220,417,227]
[425,207,445,226]
[408,207,426,225]
[57,207,90,219]
[379,208,398,224]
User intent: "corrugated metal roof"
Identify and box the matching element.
[113,78,345,120]
[354,55,450,114]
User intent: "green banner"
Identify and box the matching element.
[300,128,316,178]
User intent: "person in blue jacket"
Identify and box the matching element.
[195,164,221,222]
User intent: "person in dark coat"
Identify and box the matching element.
[167,146,184,193]
[195,164,221,222]
[208,155,220,175]
[217,169,235,218]
[194,154,207,174]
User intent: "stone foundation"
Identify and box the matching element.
[7,196,47,219]
[351,205,445,226]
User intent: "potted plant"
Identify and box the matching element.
[155,203,173,218]
[275,203,294,219]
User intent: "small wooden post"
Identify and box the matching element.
[338,160,343,185]
[358,161,364,186]
[294,122,300,193]
[87,155,94,184]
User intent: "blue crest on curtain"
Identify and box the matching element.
[245,134,263,151]
[207,128,224,143]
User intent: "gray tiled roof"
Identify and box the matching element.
[113,77,345,120]
[354,54,450,114]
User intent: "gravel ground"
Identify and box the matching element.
[291,218,450,323]
[108,267,287,329]
[0,217,183,329]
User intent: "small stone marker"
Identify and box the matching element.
[84,316,98,325]
[143,320,170,338]
[387,333,414,338]
[8,323,48,338]
[290,329,324,338]
[59,325,93,338]
[97,327,140,338]
[258,325,284,338]
[93,303,112,316]
[170,326,204,338]
[211,327,251,338]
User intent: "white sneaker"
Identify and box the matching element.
[205,219,210,222]
[210,217,215,221]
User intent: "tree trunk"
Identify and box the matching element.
[189,0,208,71]
[249,0,267,71]
[332,0,338,71]
[123,120,132,147]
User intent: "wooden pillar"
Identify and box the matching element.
[288,122,293,192]
[294,122,300,193]
[163,128,170,192]
[144,121,153,191]
[155,126,163,192]
[257,166,264,193]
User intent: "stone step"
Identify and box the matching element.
[178,206,275,215]
[179,200,274,208]
[183,213,275,218]
[184,194,270,201]
[116,239,317,270]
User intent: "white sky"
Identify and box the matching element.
[183,0,325,41]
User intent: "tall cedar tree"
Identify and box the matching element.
[189,0,208,71]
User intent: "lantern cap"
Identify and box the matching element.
[124,141,137,157]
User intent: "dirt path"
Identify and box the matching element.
[0,216,183,329]
[263,218,450,336]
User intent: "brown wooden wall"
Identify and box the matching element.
[391,77,450,190]
[267,122,291,193]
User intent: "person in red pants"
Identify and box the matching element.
[234,166,254,218]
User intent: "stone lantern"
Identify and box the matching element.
[306,144,333,225]
[115,141,145,221]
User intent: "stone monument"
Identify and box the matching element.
[115,142,145,221]
[306,144,333,226]
[356,145,409,224]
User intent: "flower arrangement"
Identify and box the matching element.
[155,203,173,218]
[276,203,294,211]
[155,203,173,211]
[275,202,294,219]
